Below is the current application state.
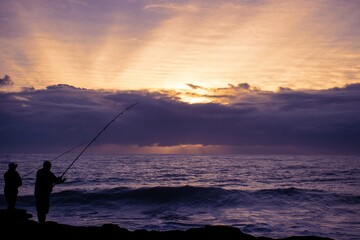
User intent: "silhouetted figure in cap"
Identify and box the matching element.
[35,160,66,223]
[4,162,22,210]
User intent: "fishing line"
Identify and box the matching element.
[60,102,139,178]
[22,141,86,178]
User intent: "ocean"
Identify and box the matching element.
[0,154,359,240]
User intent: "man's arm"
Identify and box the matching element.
[54,175,66,184]
[17,172,22,187]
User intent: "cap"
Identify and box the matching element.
[8,162,17,168]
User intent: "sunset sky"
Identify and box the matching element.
[1,0,359,154]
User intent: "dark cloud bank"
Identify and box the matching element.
[0,82,360,154]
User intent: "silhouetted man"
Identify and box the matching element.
[4,162,22,210]
[35,160,66,223]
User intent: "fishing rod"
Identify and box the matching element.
[22,141,86,178]
[59,102,139,178]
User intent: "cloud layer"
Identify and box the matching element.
[1,82,359,154]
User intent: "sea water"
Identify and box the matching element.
[0,154,359,240]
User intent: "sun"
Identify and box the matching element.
[164,81,214,104]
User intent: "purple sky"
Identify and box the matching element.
[1,0,360,154]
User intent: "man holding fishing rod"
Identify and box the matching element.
[34,103,138,224]
[35,160,66,224]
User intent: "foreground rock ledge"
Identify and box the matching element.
[0,209,334,240]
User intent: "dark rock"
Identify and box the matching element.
[0,208,32,223]
[0,209,334,240]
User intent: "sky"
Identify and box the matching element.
[0,0,360,154]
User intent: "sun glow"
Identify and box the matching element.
[1,0,359,95]
[178,92,211,104]
[91,144,231,154]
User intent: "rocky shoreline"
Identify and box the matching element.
[0,209,334,240]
